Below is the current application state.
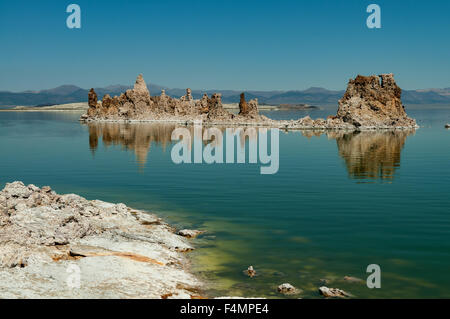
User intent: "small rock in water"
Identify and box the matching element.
[245,266,256,278]
[277,283,301,295]
[445,124,450,129]
[272,271,286,277]
[177,229,205,238]
[319,286,351,298]
[343,276,363,283]
[319,278,331,285]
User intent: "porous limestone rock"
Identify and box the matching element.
[88,74,155,119]
[87,88,98,117]
[88,88,97,108]
[207,93,234,120]
[81,73,418,130]
[238,93,259,118]
[185,88,193,102]
[133,74,150,96]
[277,283,301,295]
[198,93,209,114]
[238,93,249,115]
[319,286,351,298]
[0,181,202,298]
[175,88,197,116]
[337,74,417,128]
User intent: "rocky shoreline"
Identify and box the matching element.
[0,182,203,298]
[0,181,357,299]
[80,74,418,131]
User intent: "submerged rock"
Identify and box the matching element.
[319,278,331,285]
[343,276,364,283]
[177,229,205,238]
[0,181,201,298]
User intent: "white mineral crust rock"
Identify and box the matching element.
[0,181,203,298]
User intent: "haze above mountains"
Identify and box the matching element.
[1,82,450,107]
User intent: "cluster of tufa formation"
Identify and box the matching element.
[0,181,202,298]
[81,73,417,130]
[82,74,264,124]
[336,74,416,128]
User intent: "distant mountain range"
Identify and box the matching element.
[1,83,450,107]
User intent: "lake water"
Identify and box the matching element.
[1,108,450,298]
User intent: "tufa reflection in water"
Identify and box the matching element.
[88,123,175,166]
[295,129,414,180]
[86,122,414,180]
[87,123,260,168]
[331,130,415,181]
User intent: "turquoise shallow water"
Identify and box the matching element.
[1,108,450,298]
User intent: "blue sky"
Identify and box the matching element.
[0,0,449,91]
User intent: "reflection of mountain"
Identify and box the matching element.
[88,123,175,165]
[330,130,414,181]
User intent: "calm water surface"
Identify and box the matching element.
[1,108,450,298]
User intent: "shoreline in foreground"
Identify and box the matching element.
[0,181,204,298]
[0,182,356,299]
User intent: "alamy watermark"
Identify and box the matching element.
[366,4,381,29]
[67,4,381,30]
[170,122,279,175]
[66,4,81,29]
[366,264,381,288]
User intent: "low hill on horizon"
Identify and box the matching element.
[1,83,450,107]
